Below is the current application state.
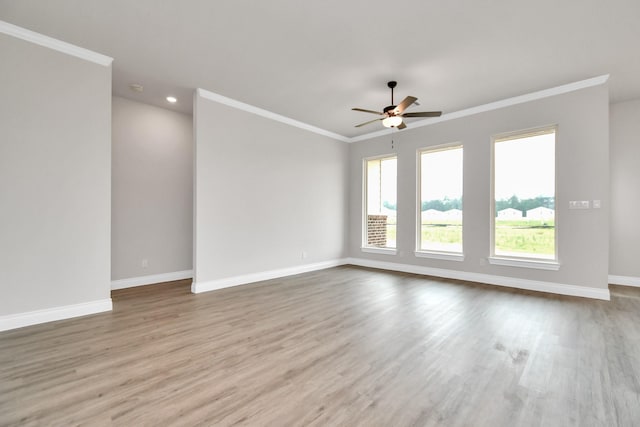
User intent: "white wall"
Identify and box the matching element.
[193,91,349,289]
[349,84,610,292]
[610,99,640,279]
[111,96,193,282]
[0,33,112,318]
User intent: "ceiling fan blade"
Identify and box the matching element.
[401,111,442,118]
[397,121,407,130]
[394,96,418,114]
[355,118,384,127]
[352,108,384,115]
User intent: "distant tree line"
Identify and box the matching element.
[384,198,462,212]
[384,195,553,212]
[383,201,397,210]
[421,197,462,212]
[495,195,554,212]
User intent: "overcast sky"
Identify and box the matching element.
[421,146,463,201]
[494,132,555,200]
[375,131,554,209]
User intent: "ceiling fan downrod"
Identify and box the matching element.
[351,81,442,129]
[388,81,397,107]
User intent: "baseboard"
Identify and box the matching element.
[346,257,610,301]
[190,256,610,300]
[111,270,193,290]
[608,274,640,287]
[192,259,348,294]
[0,298,113,332]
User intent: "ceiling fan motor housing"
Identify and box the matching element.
[351,80,442,128]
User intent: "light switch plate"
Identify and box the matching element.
[569,200,590,209]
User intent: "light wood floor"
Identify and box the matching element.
[1,266,639,426]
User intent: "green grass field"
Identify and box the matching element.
[381,219,554,257]
[386,223,397,247]
[418,219,554,256]
[495,219,554,256]
[420,220,462,251]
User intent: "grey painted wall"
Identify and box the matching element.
[111,96,193,280]
[0,29,625,324]
[0,34,112,315]
[193,93,349,284]
[610,99,640,277]
[349,84,610,289]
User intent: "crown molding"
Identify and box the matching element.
[350,75,610,142]
[197,88,350,143]
[199,75,609,144]
[0,20,113,66]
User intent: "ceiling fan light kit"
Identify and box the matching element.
[352,81,442,130]
[382,115,403,128]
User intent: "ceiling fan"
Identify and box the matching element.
[352,81,442,129]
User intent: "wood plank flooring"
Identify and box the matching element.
[1,266,639,426]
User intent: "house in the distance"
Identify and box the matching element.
[527,206,555,220]
[497,208,523,219]
[422,209,446,221]
[444,208,463,220]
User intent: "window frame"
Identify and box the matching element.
[415,143,464,261]
[362,153,398,255]
[489,125,560,270]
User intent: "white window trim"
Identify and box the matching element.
[361,247,398,255]
[490,125,559,263]
[416,143,464,257]
[362,154,397,251]
[488,256,560,271]
[415,251,464,262]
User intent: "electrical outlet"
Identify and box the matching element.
[301,251,307,259]
[142,258,149,268]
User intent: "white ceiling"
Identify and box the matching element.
[1,0,639,138]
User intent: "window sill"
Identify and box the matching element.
[415,251,464,262]
[361,247,397,255]
[488,257,560,271]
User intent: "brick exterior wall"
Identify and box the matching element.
[367,215,388,247]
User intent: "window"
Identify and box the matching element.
[492,127,556,262]
[417,145,463,256]
[363,156,397,251]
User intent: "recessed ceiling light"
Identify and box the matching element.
[129,83,143,92]
[166,96,177,103]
